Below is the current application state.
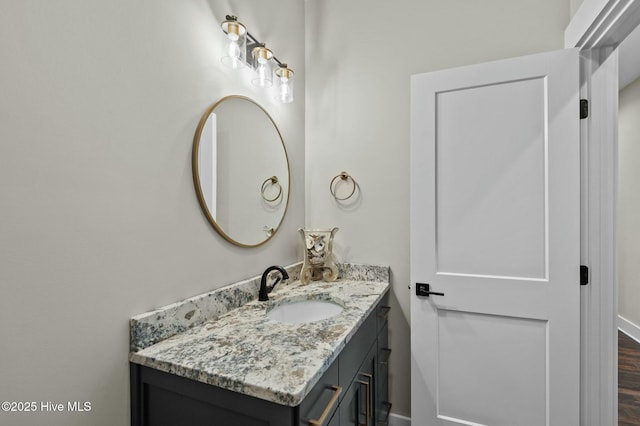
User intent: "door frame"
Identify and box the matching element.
[566,1,640,425]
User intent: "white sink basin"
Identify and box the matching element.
[267,298,344,324]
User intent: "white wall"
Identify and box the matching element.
[0,1,304,425]
[571,0,585,17]
[305,0,571,417]
[618,76,640,330]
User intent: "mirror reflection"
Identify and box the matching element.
[192,96,290,247]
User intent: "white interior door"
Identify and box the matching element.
[410,49,580,426]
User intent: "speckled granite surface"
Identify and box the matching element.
[130,263,303,352]
[129,264,390,406]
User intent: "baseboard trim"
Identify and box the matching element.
[618,315,640,344]
[389,413,411,426]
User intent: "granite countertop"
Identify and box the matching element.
[129,264,390,407]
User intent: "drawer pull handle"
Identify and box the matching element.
[377,306,391,319]
[361,373,373,424]
[380,348,392,364]
[309,385,342,426]
[356,379,370,426]
[380,401,393,422]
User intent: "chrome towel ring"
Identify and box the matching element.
[330,171,357,201]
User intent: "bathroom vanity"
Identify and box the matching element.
[129,264,391,426]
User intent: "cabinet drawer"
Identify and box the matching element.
[339,309,377,387]
[299,361,340,426]
[132,365,294,426]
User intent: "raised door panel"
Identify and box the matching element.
[435,78,547,280]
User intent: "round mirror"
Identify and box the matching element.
[192,96,290,247]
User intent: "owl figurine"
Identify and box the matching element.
[299,227,339,284]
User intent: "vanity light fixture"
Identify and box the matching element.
[220,15,294,103]
[220,16,247,69]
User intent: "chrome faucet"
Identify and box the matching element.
[259,266,289,301]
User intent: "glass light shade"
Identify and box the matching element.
[251,45,274,87]
[221,17,247,69]
[275,65,294,103]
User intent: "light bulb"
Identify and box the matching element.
[279,81,293,103]
[256,63,269,87]
[223,39,242,69]
[275,66,294,103]
[228,40,240,60]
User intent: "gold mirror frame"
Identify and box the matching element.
[192,95,290,247]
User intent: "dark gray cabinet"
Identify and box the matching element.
[130,291,390,426]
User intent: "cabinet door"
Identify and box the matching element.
[327,410,339,426]
[359,344,376,426]
[338,378,360,426]
[340,344,376,426]
[376,322,391,425]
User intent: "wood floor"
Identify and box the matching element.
[619,330,640,425]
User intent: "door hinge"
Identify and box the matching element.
[580,265,589,286]
[580,99,589,119]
